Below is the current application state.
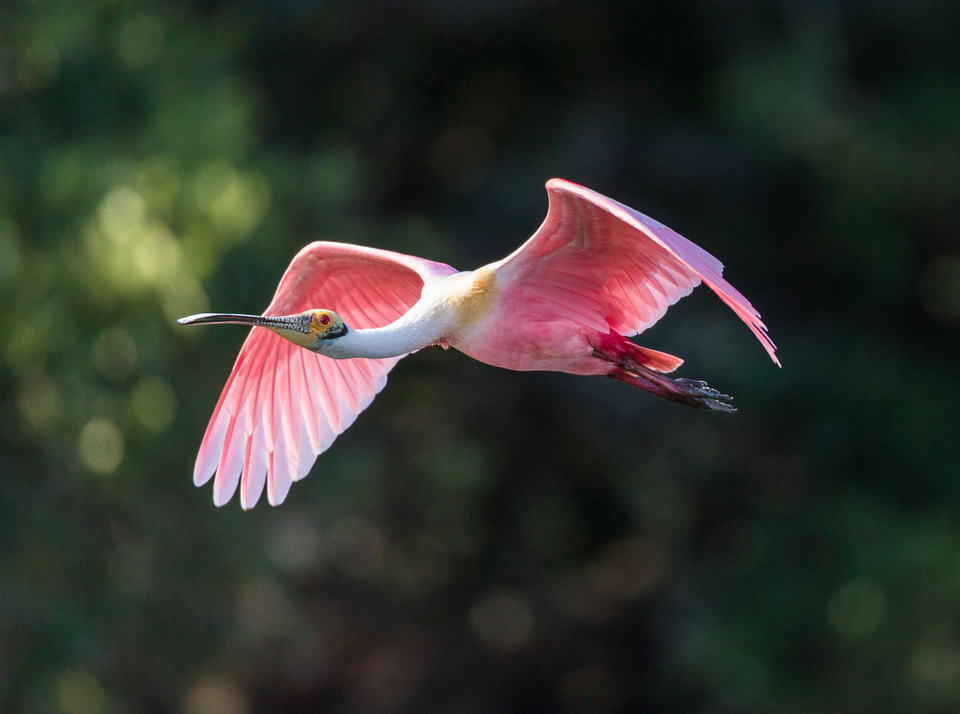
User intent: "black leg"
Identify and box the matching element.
[608,366,736,413]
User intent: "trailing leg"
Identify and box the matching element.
[591,331,735,412]
[608,364,736,412]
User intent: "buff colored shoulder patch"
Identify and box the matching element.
[450,267,500,327]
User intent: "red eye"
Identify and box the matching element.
[319,315,330,325]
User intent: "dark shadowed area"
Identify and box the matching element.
[2,1,959,712]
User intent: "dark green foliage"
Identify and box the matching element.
[1,2,958,712]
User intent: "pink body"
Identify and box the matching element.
[455,316,606,375]
[186,179,778,508]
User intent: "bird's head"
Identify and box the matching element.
[178,309,348,350]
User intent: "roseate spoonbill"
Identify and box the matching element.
[180,179,778,508]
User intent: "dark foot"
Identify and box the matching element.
[670,378,736,413]
[608,367,736,413]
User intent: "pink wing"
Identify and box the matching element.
[194,242,458,509]
[493,179,779,365]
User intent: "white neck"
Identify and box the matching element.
[316,319,443,360]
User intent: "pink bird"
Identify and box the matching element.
[179,179,778,508]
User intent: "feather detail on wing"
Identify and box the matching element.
[193,242,457,508]
[493,179,779,366]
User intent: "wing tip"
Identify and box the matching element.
[212,485,232,508]
[266,483,290,507]
[747,314,781,368]
[765,336,782,368]
[751,313,781,367]
[193,462,215,487]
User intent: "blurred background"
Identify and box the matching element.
[1,1,959,712]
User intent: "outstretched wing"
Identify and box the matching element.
[492,179,779,365]
[193,241,458,509]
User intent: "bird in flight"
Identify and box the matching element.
[180,179,778,508]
